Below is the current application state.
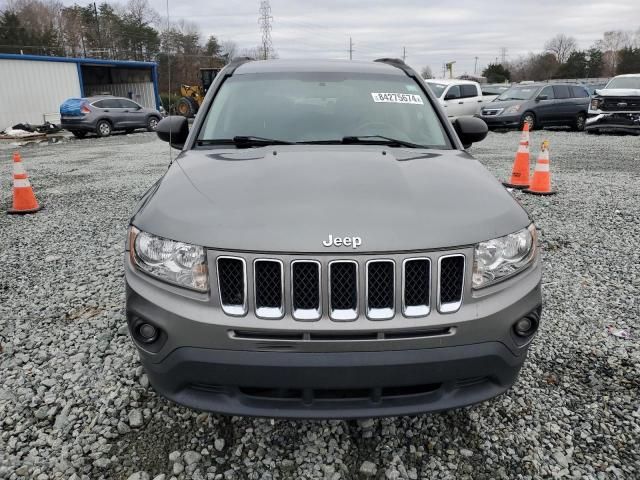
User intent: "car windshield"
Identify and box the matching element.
[482,85,510,95]
[606,77,640,90]
[426,82,447,98]
[197,72,451,149]
[496,86,538,101]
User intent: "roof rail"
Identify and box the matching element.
[225,56,253,75]
[374,57,417,77]
[374,58,406,67]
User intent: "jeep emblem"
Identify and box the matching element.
[322,234,362,249]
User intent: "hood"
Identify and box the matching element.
[482,99,526,109]
[597,88,640,97]
[133,146,530,253]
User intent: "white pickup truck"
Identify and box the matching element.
[425,79,485,119]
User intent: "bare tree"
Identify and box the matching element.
[596,30,632,75]
[219,39,237,63]
[420,66,433,79]
[544,34,577,63]
[126,0,160,26]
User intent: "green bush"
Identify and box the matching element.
[159,93,179,114]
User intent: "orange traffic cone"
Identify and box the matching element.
[8,154,42,214]
[503,123,531,189]
[12,152,28,180]
[524,141,556,196]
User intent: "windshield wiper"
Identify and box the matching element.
[341,135,424,148]
[196,136,293,147]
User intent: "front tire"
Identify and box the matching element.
[520,112,536,131]
[147,116,160,132]
[572,112,586,131]
[96,120,112,137]
[176,97,198,118]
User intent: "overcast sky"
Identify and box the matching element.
[86,0,640,76]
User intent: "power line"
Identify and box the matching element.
[258,0,273,60]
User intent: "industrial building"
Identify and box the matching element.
[0,54,161,130]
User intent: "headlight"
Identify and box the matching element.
[503,105,521,115]
[472,224,537,289]
[129,226,208,292]
[590,98,601,110]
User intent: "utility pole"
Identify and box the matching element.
[258,1,273,60]
[402,47,407,62]
[348,37,354,60]
[93,2,101,57]
[474,56,478,74]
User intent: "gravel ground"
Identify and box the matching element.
[0,130,638,480]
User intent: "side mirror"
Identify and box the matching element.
[444,92,458,100]
[593,89,600,96]
[453,116,488,149]
[536,94,548,101]
[156,116,189,150]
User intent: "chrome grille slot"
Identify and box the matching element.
[366,260,395,320]
[328,261,358,321]
[291,261,321,320]
[254,260,284,319]
[217,257,247,316]
[438,255,465,313]
[402,258,430,317]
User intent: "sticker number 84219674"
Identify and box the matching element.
[371,92,424,104]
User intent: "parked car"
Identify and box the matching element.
[586,74,640,135]
[124,58,543,419]
[481,83,511,102]
[476,83,590,130]
[425,79,485,118]
[60,96,162,138]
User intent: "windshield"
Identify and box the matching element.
[497,86,538,101]
[606,77,640,90]
[426,82,447,98]
[198,72,451,149]
[482,85,510,95]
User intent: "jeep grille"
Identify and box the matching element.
[215,252,466,320]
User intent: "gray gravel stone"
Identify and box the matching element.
[0,131,638,480]
[359,460,377,477]
[128,409,143,428]
[127,473,150,480]
[184,450,202,465]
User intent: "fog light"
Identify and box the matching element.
[137,323,158,343]
[514,316,538,337]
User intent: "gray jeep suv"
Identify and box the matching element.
[124,58,542,418]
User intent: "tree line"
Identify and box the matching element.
[483,31,640,83]
[0,0,261,93]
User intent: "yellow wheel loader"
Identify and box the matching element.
[176,68,221,118]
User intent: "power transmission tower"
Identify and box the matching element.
[402,47,407,62]
[348,37,354,60]
[500,47,508,64]
[258,1,273,60]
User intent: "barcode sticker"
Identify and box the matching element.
[371,92,424,104]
